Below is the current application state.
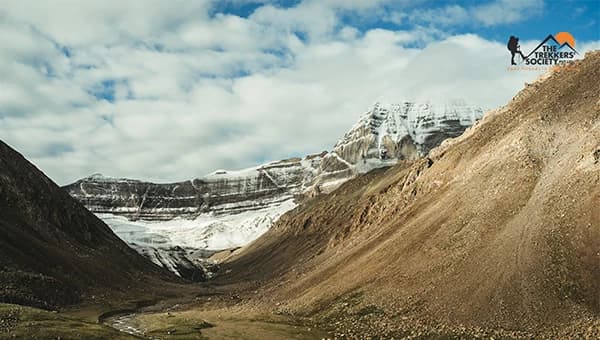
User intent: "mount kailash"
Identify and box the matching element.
[65,100,484,280]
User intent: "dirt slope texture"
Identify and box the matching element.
[0,141,175,310]
[220,51,600,337]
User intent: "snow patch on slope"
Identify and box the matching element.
[100,198,296,251]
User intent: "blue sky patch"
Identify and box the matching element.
[214,0,599,43]
[90,80,116,102]
[88,79,132,102]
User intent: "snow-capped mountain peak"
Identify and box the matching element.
[65,98,484,280]
[332,100,483,167]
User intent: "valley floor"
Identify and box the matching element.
[0,285,331,340]
[2,275,598,339]
[107,297,599,339]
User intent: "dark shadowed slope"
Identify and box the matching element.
[218,52,600,337]
[0,141,176,310]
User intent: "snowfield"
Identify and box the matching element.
[99,198,296,251]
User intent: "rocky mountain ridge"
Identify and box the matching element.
[0,141,175,309]
[66,100,483,222]
[64,100,484,280]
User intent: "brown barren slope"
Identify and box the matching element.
[0,140,180,310]
[218,52,600,337]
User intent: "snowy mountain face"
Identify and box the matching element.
[332,100,484,163]
[68,157,308,221]
[65,100,483,279]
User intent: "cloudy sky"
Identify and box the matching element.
[1,0,598,184]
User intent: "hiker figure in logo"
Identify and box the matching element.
[507,36,527,65]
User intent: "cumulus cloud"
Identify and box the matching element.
[472,0,544,26]
[0,0,597,184]
[393,0,544,27]
[1,0,212,46]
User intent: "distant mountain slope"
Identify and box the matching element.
[0,141,175,310]
[219,52,600,337]
[63,101,483,279]
[65,100,483,223]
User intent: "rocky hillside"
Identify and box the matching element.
[0,141,176,310]
[218,52,600,338]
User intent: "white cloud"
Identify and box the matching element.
[0,0,212,46]
[405,5,470,27]
[391,0,544,27]
[472,0,544,26]
[0,1,596,185]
